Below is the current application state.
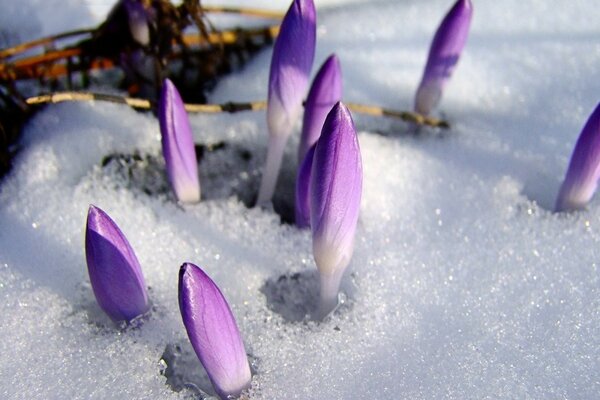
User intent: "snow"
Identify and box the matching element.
[1,0,600,399]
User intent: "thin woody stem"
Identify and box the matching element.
[0,6,282,60]
[202,6,284,19]
[24,92,449,128]
[0,29,93,60]
[0,25,280,81]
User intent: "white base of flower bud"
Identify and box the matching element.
[256,134,289,206]
[317,268,345,320]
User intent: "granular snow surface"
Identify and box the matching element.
[1,0,599,399]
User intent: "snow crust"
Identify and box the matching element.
[1,0,600,398]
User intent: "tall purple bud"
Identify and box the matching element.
[310,102,362,318]
[298,54,343,164]
[414,0,473,116]
[179,263,252,399]
[555,103,600,212]
[159,79,201,203]
[85,205,149,323]
[295,143,316,228]
[256,0,316,205]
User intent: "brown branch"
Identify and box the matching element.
[0,24,280,82]
[0,29,93,60]
[24,91,449,128]
[202,6,285,19]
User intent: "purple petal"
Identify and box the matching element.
[85,205,149,322]
[178,263,251,399]
[310,102,362,314]
[159,79,201,203]
[295,143,316,228]
[267,0,316,138]
[414,0,473,115]
[258,0,316,205]
[555,103,600,212]
[298,54,343,164]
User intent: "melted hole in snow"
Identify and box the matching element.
[99,142,296,223]
[159,342,216,398]
[260,270,320,322]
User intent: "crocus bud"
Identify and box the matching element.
[124,0,151,46]
[295,143,316,228]
[159,79,201,203]
[85,205,149,322]
[310,102,362,317]
[414,0,473,115]
[179,263,251,399]
[298,54,343,164]
[256,0,316,205]
[555,103,600,212]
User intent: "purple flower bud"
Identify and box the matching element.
[295,143,316,228]
[159,79,201,203]
[123,0,151,46]
[414,0,473,115]
[85,205,149,322]
[555,103,600,212]
[310,102,362,317]
[179,263,251,399]
[257,0,316,205]
[298,54,343,164]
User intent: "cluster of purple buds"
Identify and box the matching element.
[414,0,473,116]
[555,103,600,212]
[85,208,251,398]
[256,0,316,205]
[295,54,344,227]
[159,78,201,203]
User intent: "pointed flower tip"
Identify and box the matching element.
[298,54,344,163]
[310,102,362,308]
[266,0,316,138]
[555,103,600,212]
[159,79,201,203]
[178,263,251,399]
[85,205,149,323]
[414,0,473,115]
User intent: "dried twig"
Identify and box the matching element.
[25,91,449,128]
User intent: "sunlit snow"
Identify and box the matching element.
[1,0,599,399]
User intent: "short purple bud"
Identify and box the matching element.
[159,79,201,203]
[414,0,473,115]
[257,0,316,205]
[310,102,362,317]
[295,143,316,228]
[555,103,600,212]
[123,0,151,46]
[85,205,149,323]
[298,54,343,164]
[179,263,252,399]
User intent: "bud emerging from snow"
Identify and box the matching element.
[159,79,201,203]
[555,103,600,212]
[310,102,362,317]
[178,263,252,399]
[256,0,316,205]
[414,0,473,115]
[298,54,343,164]
[85,205,149,322]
